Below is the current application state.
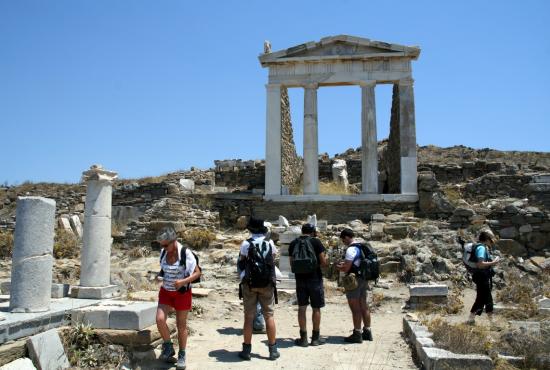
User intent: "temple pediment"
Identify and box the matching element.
[260,35,420,66]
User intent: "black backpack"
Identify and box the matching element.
[159,245,202,292]
[291,237,318,274]
[352,243,380,281]
[244,238,275,288]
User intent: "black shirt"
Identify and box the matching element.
[288,236,326,280]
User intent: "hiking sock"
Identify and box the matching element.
[311,330,324,346]
[294,330,308,347]
[238,343,251,361]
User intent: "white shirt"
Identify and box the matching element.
[239,234,278,280]
[345,242,362,268]
[160,241,197,291]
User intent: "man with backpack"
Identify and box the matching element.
[155,227,202,370]
[237,217,280,361]
[465,230,500,325]
[337,228,375,343]
[289,223,328,347]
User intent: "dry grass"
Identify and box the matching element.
[53,229,79,259]
[427,317,492,355]
[441,185,462,206]
[182,228,216,250]
[319,181,351,195]
[498,321,550,369]
[127,246,152,259]
[0,229,14,259]
[497,269,540,319]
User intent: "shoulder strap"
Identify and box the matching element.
[160,249,166,262]
[179,246,187,266]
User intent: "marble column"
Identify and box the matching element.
[398,78,418,194]
[303,83,319,195]
[80,165,117,288]
[9,197,56,312]
[360,81,378,194]
[265,84,282,196]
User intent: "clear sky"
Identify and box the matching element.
[1,0,549,184]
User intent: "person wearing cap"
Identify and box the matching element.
[155,227,201,370]
[467,230,500,325]
[289,223,328,347]
[237,217,280,361]
[336,228,373,343]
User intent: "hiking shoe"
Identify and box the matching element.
[176,350,186,370]
[344,330,362,343]
[238,343,251,361]
[159,342,175,361]
[268,343,280,360]
[294,330,309,347]
[362,328,373,341]
[311,330,325,346]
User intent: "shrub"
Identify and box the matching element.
[427,317,492,355]
[53,229,79,259]
[0,230,14,259]
[182,228,216,250]
[498,322,550,369]
[497,269,539,319]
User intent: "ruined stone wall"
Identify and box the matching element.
[463,174,534,201]
[214,160,264,189]
[213,193,417,226]
[280,87,303,189]
[386,84,401,193]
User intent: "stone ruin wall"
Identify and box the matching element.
[280,87,303,189]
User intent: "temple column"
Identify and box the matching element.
[265,84,282,196]
[398,78,418,194]
[360,81,378,194]
[303,83,319,195]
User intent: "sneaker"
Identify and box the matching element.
[362,328,373,341]
[159,342,175,361]
[176,350,186,370]
[344,330,362,343]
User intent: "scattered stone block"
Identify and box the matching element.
[179,179,195,192]
[72,285,122,299]
[72,305,110,329]
[420,346,493,370]
[94,319,176,351]
[497,239,527,256]
[191,288,212,298]
[409,284,448,297]
[0,338,27,367]
[371,213,385,222]
[278,215,289,228]
[69,215,83,238]
[26,329,69,370]
[109,301,156,330]
[384,224,409,239]
[0,358,36,370]
[316,220,328,231]
[380,261,401,273]
[50,284,70,298]
[58,217,73,233]
[499,226,518,239]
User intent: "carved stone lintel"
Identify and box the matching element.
[398,77,414,86]
[81,165,118,183]
[359,80,376,88]
[303,82,319,90]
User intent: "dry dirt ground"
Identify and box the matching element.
[135,282,418,370]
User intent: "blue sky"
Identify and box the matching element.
[1,1,549,184]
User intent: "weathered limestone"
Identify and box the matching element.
[409,284,448,308]
[72,300,156,330]
[360,81,379,193]
[259,35,420,200]
[69,215,83,238]
[79,165,118,298]
[0,358,36,370]
[303,83,319,195]
[27,329,69,370]
[9,197,56,313]
[265,84,282,196]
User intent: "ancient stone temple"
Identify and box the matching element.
[259,35,420,201]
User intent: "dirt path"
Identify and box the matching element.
[136,283,417,370]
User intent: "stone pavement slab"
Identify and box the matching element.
[27,328,69,370]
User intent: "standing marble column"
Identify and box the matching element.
[265,84,282,196]
[398,78,418,194]
[78,165,118,298]
[303,83,319,195]
[9,197,56,312]
[360,81,378,194]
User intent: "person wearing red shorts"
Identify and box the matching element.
[155,227,201,370]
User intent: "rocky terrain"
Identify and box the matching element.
[1,143,549,369]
